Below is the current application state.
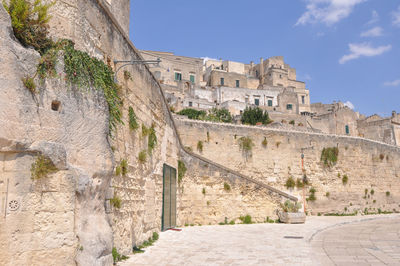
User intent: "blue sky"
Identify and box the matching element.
[130,0,400,116]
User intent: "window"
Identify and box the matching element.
[174,72,182,81]
[254,98,260,106]
[268,100,273,107]
[188,101,193,107]
[286,104,293,110]
[279,75,282,78]
[302,96,305,104]
[190,74,195,83]
[236,80,240,88]
[345,125,350,135]
[220,78,224,86]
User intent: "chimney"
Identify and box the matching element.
[260,57,264,84]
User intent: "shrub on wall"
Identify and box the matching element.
[197,141,203,153]
[30,155,58,180]
[138,150,147,163]
[120,159,128,176]
[128,107,138,131]
[178,160,187,184]
[238,136,254,160]
[285,177,295,189]
[110,196,121,209]
[177,108,206,120]
[241,107,272,125]
[342,174,348,185]
[307,187,317,202]
[262,137,268,148]
[147,125,157,154]
[3,0,54,55]
[320,147,339,167]
[239,215,252,224]
[223,182,231,191]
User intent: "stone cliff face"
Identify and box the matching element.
[0,5,114,265]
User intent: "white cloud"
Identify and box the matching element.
[366,10,379,25]
[339,43,392,64]
[383,79,400,87]
[360,26,383,37]
[296,0,366,26]
[393,6,400,27]
[344,101,355,109]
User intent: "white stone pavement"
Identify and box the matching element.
[119,214,400,266]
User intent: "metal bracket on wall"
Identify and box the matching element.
[113,59,161,82]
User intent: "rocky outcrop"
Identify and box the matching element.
[0,5,114,265]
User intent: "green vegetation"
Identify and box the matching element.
[30,155,58,180]
[320,147,339,167]
[147,125,157,154]
[22,76,36,93]
[202,188,206,195]
[296,178,304,188]
[324,212,357,217]
[123,70,132,80]
[276,141,281,148]
[238,136,254,160]
[370,189,374,195]
[342,174,348,185]
[110,196,121,209]
[178,160,187,184]
[261,137,268,148]
[115,165,121,176]
[365,188,368,195]
[285,176,295,189]
[325,192,330,197]
[3,0,54,55]
[223,182,231,191]
[281,200,302,213]
[241,107,272,125]
[206,131,210,142]
[177,108,233,123]
[128,106,139,130]
[289,120,295,125]
[138,150,147,163]
[120,159,128,176]
[386,191,390,196]
[112,247,129,263]
[239,215,252,224]
[379,154,385,160]
[197,141,203,153]
[307,187,316,202]
[337,173,341,178]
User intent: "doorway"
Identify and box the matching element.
[162,164,177,231]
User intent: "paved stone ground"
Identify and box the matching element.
[120,214,400,266]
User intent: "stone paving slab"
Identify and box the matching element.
[119,214,400,266]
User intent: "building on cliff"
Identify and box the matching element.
[141,50,400,146]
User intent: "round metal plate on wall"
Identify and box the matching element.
[8,200,19,211]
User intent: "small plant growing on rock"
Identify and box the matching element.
[147,125,157,154]
[138,150,147,163]
[276,141,281,148]
[320,147,339,167]
[262,137,268,148]
[238,136,254,160]
[379,154,384,161]
[289,120,295,125]
[202,188,206,195]
[325,192,330,197]
[128,106,138,130]
[110,196,122,209]
[120,159,128,176]
[239,215,252,224]
[22,76,36,93]
[307,187,316,202]
[370,189,374,195]
[178,160,187,184]
[223,182,231,191]
[123,70,132,80]
[112,247,128,263]
[197,141,203,153]
[30,155,58,180]
[337,173,341,178]
[296,178,305,188]
[281,200,302,213]
[342,174,348,185]
[386,191,390,196]
[285,176,295,189]
[115,165,121,176]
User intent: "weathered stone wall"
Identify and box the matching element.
[0,4,114,265]
[177,151,297,226]
[175,118,400,215]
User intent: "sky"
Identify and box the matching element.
[130,0,400,117]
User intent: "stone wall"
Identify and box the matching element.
[175,118,400,215]
[0,4,114,265]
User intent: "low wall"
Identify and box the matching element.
[175,118,400,215]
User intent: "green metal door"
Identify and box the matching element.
[162,164,177,231]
